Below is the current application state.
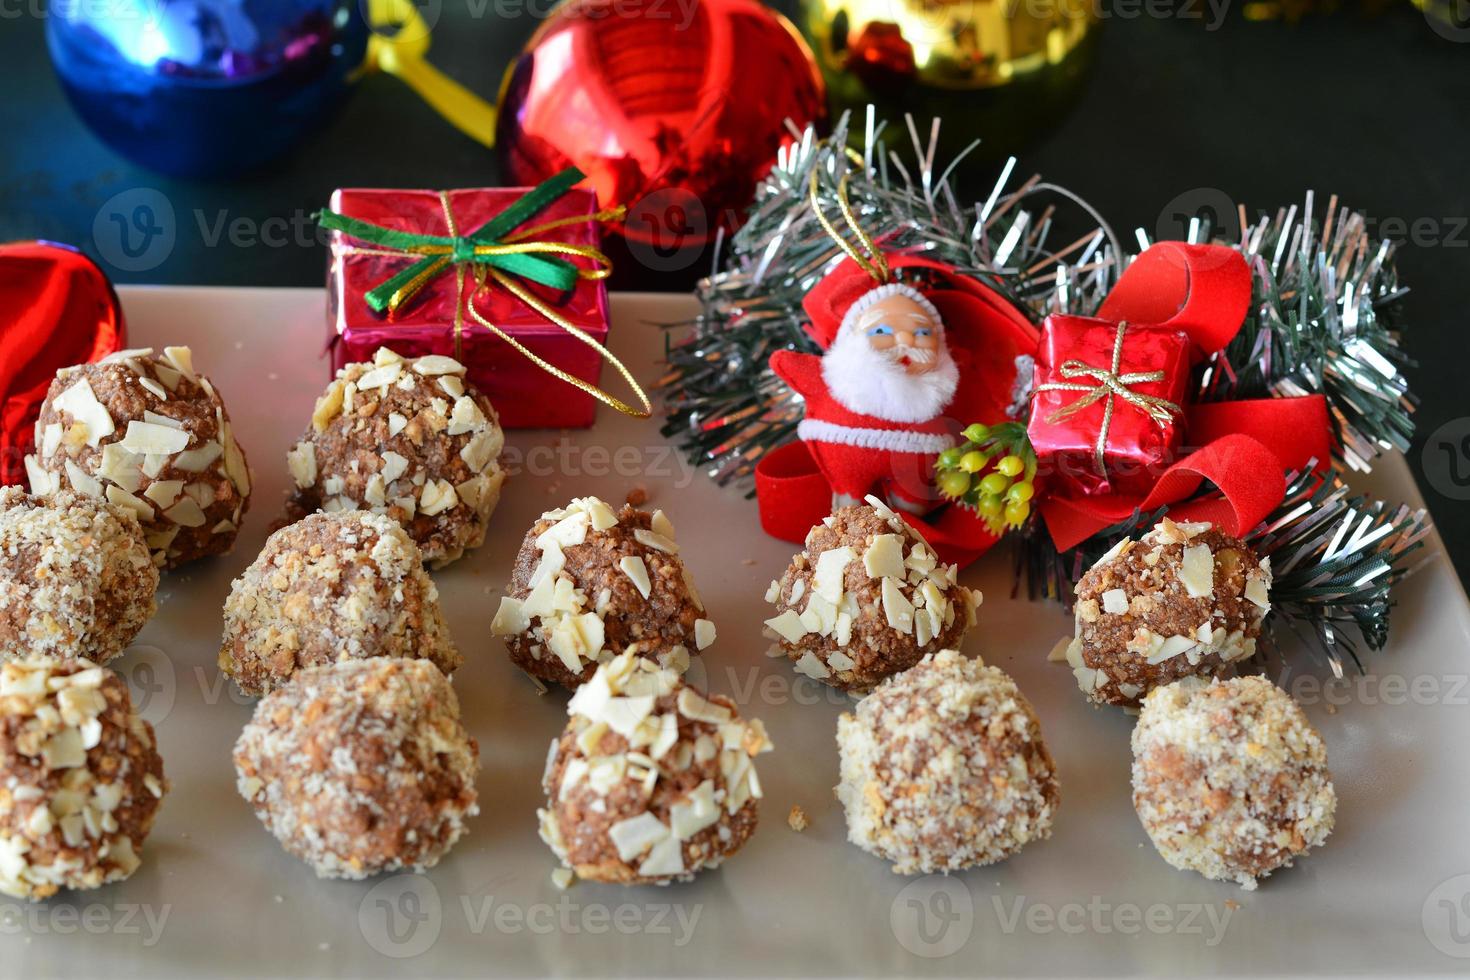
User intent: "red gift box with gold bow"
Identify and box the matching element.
[323,174,627,429]
[1029,242,1336,552]
[1029,317,1193,498]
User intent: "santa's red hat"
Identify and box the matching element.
[801,258,895,350]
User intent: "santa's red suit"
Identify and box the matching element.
[770,253,1039,509]
[770,350,956,507]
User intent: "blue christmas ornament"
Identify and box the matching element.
[47,0,370,177]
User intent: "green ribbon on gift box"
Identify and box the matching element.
[315,167,619,315]
[315,167,652,419]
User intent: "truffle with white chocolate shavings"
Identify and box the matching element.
[24,346,252,569]
[233,658,479,879]
[219,511,460,696]
[538,649,772,885]
[0,488,157,665]
[835,651,1058,875]
[764,498,980,692]
[284,348,506,567]
[493,497,712,689]
[0,658,168,901]
[1061,519,1272,708]
[1132,675,1335,890]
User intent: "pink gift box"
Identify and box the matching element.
[326,186,611,429]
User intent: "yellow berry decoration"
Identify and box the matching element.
[930,421,1039,536]
[937,469,972,499]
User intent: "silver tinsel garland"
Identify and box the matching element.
[1050,194,1417,472]
[1020,465,1432,676]
[660,109,1097,485]
[661,110,1431,668]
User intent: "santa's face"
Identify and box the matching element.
[822,290,960,425]
[856,294,942,376]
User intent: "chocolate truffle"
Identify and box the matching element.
[1132,675,1335,889]
[285,348,505,567]
[763,497,980,692]
[836,650,1058,875]
[233,658,480,879]
[0,488,157,665]
[219,510,460,697]
[492,497,713,689]
[24,346,252,569]
[0,658,168,901]
[538,649,772,885]
[1063,518,1272,707]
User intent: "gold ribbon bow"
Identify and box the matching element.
[808,149,891,284]
[1034,320,1183,481]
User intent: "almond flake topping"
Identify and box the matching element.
[619,555,653,599]
[53,379,114,447]
[412,355,467,376]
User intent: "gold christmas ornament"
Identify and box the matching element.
[798,0,1099,158]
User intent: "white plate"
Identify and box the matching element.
[5,287,1468,979]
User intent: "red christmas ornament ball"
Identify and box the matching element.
[0,242,124,486]
[495,0,828,249]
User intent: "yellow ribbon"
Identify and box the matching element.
[466,265,652,420]
[1034,321,1183,480]
[358,0,500,149]
[808,151,891,284]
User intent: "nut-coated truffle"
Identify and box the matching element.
[0,658,168,901]
[219,510,460,697]
[1132,675,1335,889]
[538,649,772,885]
[1063,518,1272,707]
[492,497,712,689]
[0,488,157,665]
[836,650,1058,875]
[25,346,251,568]
[285,347,505,567]
[764,497,980,692]
[233,658,480,879]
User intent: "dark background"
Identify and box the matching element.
[2,1,1467,588]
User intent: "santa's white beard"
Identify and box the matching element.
[821,329,960,423]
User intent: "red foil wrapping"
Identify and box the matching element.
[1028,314,1192,498]
[0,242,124,486]
[327,186,611,429]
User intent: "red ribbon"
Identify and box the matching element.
[753,241,1334,567]
[755,440,1003,567]
[0,242,124,486]
[1037,242,1332,550]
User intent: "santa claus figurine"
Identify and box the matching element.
[770,253,1039,516]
